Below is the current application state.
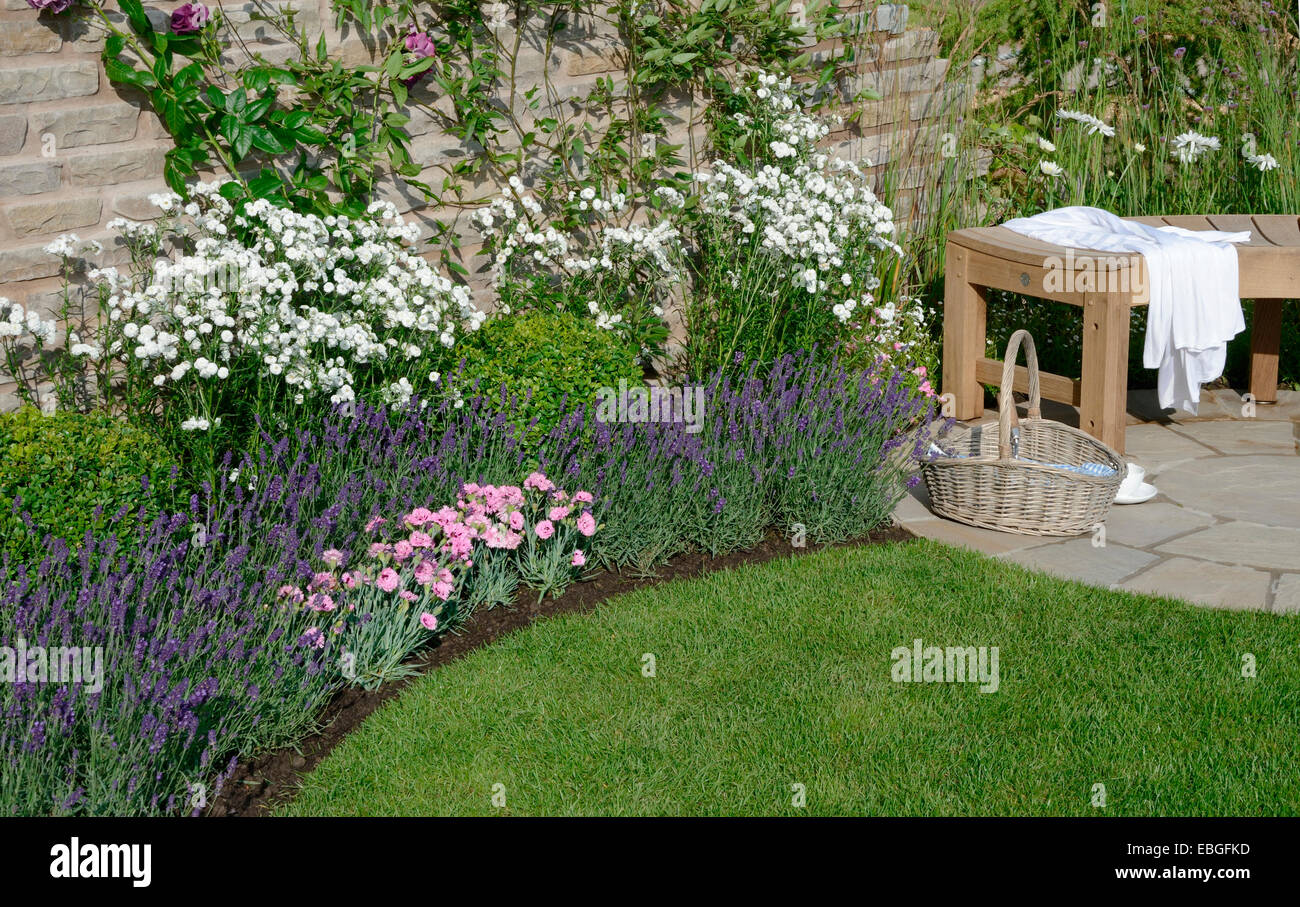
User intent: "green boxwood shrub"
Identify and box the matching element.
[0,408,178,567]
[456,310,643,443]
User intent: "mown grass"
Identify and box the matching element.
[283,539,1300,816]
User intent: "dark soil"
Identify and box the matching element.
[208,524,913,817]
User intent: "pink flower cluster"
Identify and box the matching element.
[279,472,598,650]
[436,473,597,561]
[403,30,437,86]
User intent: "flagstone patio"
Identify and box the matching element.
[895,388,1300,613]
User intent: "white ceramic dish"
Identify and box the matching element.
[1114,463,1157,504]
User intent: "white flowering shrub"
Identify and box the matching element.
[467,73,932,381]
[1,235,106,414]
[684,72,931,376]
[471,175,684,364]
[4,182,483,467]
[0,298,61,411]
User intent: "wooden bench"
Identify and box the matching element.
[941,214,1300,454]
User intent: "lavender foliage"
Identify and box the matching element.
[0,351,932,814]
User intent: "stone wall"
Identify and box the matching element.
[0,1,972,408]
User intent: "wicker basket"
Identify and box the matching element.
[922,330,1125,536]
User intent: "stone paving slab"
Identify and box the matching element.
[1156,455,1300,529]
[998,538,1158,587]
[1117,557,1272,611]
[1272,575,1300,615]
[1164,420,1297,456]
[1120,424,1218,476]
[894,482,939,524]
[895,405,1300,613]
[1155,520,1300,572]
[1127,388,1300,424]
[1098,501,1214,548]
[905,516,1057,556]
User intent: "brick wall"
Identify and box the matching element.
[0,1,973,408]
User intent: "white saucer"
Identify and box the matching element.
[1114,481,1158,505]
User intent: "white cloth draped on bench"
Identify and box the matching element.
[1001,206,1250,414]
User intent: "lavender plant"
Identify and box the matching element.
[540,348,935,570]
[1,349,931,815]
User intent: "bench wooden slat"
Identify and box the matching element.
[1250,214,1300,247]
[952,226,1134,269]
[1126,216,1169,228]
[951,227,1072,261]
[1157,214,1217,231]
[1206,214,1271,245]
[975,357,1082,406]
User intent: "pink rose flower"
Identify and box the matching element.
[277,584,304,602]
[420,612,439,631]
[399,590,419,603]
[405,30,437,58]
[27,0,77,13]
[321,548,345,567]
[403,31,437,85]
[508,510,524,531]
[170,2,210,35]
[548,506,571,521]
[534,520,554,540]
[365,516,387,532]
[571,550,586,567]
[393,540,414,562]
[409,530,434,548]
[430,581,454,601]
[376,568,401,592]
[576,512,596,537]
[572,491,594,504]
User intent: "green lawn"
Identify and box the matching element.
[282,539,1300,816]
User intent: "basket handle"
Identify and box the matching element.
[998,329,1043,460]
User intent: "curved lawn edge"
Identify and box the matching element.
[211,526,909,816]
[281,539,1300,817]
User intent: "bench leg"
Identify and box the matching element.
[1080,292,1131,454]
[1249,298,1284,404]
[941,244,986,421]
